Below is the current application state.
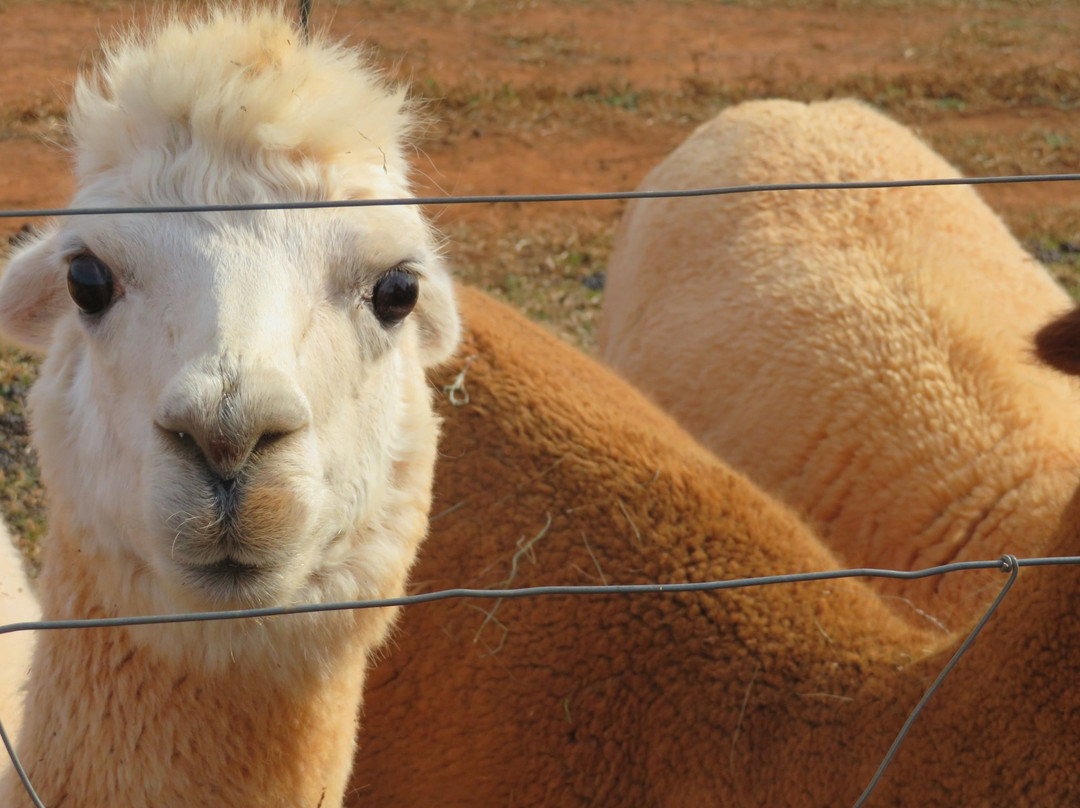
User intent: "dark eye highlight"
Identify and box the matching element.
[67,254,116,315]
[371,268,419,326]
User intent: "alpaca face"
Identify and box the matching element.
[0,198,458,619]
[0,11,463,671]
[0,12,461,658]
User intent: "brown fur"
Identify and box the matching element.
[347,288,1080,806]
[599,99,1080,626]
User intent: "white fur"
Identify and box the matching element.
[0,524,38,768]
[0,8,459,806]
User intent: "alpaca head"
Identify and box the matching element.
[0,9,458,660]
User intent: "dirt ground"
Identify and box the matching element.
[2,0,1080,556]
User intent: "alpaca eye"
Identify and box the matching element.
[371,268,419,326]
[67,254,115,315]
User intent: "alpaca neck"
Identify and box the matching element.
[3,362,440,807]
[1,525,371,808]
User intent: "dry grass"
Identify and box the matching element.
[441,218,613,349]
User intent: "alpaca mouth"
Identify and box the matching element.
[181,556,270,604]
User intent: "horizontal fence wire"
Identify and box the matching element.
[0,555,1066,638]
[3,553,1079,808]
[1,172,1080,219]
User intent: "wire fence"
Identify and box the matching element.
[2,547,1080,807]
[2,171,1080,806]
[3,172,1080,220]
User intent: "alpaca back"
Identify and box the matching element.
[600,99,1080,624]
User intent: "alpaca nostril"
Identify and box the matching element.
[157,424,199,453]
[253,431,287,457]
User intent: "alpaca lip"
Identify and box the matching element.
[199,557,260,576]
[185,557,261,580]
[181,556,268,602]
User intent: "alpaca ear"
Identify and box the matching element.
[1034,306,1080,376]
[414,267,460,368]
[0,227,69,354]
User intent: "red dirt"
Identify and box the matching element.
[4,0,1080,239]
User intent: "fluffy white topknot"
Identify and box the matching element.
[70,5,413,204]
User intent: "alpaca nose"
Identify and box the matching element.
[155,361,311,479]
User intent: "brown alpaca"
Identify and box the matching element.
[348,287,1080,807]
[599,99,1080,627]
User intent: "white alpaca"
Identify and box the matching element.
[0,8,458,807]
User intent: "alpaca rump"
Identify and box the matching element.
[350,288,1080,807]
[600,98,1080,626]
[0,8,457,806]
